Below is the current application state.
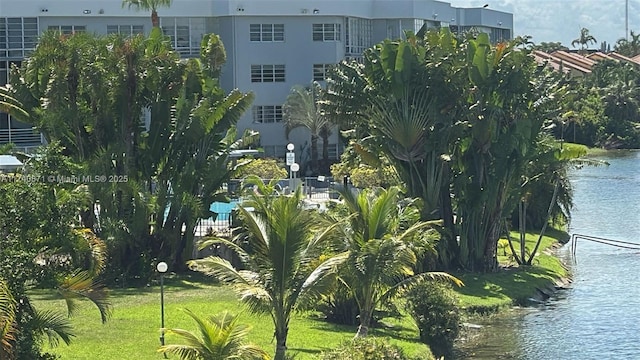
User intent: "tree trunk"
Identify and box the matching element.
[321,129,330,173]
[437,162,458,270]
[482,217,502,272]
[274,327,289,360]
[151,11,160,28]
[354,310,371,338]
[310,134,319,174]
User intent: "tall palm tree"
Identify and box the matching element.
[159,309,270,360]
[615,30,640,57]
[121,0,172,28]
[571,27,597,55]
[334,186,462,337]
[282,81,333,174]
[189,177,348,360]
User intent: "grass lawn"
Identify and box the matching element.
[32,276,432,360]
[453,228,570,313]
[31,229,568,359]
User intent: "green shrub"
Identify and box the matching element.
[330,163,399,189]
[234,158,287,180]
[315,284,403,327]
[316,285,360,325]
[320,337,414,360]
[405,282,461,358]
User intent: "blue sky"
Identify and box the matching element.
[449,0,635,49]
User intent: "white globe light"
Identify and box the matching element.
[291,163,300,172]
[157,262,168,273]
[287,143,295,151]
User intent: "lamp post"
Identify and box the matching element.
[286,143,295,190]
[157,261,168,350]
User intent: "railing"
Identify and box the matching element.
[193,212,233,237]
[0,127,44,147]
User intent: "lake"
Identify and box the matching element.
[459,150,640,359]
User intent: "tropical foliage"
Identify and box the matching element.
[3,29,255,278]
[325,28,563,272]
[571,27,597,54]
[282,81,333,174]
[320,337,426,360]
[158,309,270,360]
[233,158,288,181]
[614,30,640,57]
[331,186,462,337]
[0,145,110,359]
[405,281,461,358]
[122,0,172,27]
[189,178,347,360]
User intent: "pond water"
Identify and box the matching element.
[459,150,640,359]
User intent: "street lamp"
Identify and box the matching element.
[286,143,296,190]
[157,261,168,350]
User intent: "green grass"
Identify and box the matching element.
[453,228,569,313]
[32,276,432,360]
[31,230,568,359]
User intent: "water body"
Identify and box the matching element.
[460,150,640,359]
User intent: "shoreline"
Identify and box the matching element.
[453,228,572,314]
[451,232,573,358]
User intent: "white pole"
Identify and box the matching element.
[626,0,629,41]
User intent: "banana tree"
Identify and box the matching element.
[322,29,465,268]
[453,33,559,272]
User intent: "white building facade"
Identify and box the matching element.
[0,0,513,159]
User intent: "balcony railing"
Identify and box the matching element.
[0,127,44,148]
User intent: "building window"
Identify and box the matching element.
[252,105,283,123]
[161,17,206,56]
[251,65,285,83]
[346,18,372,56]
[107,25,144,36]
[250,24,284,42]
[0,18,38,57]
[47,25,86,35]
[313,23,341,42]
[313,64,333,81]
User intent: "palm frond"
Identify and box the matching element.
[31,309,75,347]
[379,272,463,305]
[188,257,272,313]
[159,309,271,360]
[57,270,111,323]
[0,280,16,359]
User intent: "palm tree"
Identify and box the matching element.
[121,0,172,28]
[0,87,30,121]
[614,30,640,57]
[571,27,597,55]
[0,279,16,359]
[158,309,270,360]
[282,81,333,174]
[334,186,462,337]
[189,177,348,360]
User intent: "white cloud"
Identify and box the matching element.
[448,0,631,48]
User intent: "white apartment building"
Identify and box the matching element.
[0,0,513,161]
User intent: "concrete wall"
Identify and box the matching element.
[229,15,344,155]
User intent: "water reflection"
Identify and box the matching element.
[456,150,640,359]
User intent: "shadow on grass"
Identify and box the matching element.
[454,264,562,313]
[288,347,326,355]
[371,324,420,343]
